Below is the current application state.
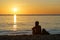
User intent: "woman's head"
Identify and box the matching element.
[35,21,39,26]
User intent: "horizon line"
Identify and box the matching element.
[0,14,60,16]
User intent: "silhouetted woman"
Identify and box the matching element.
[32,21,41,35]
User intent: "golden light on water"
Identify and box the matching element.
[13,15,17,31]
[14,15,16,24]
[13,25,17,31]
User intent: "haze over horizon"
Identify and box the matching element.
[0,0,60,14]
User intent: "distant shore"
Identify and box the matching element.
[0,14,60,16]
[0,34,60,40]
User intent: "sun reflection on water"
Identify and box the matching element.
[13,24,17,31]
[14,15,16,24]
[13,14,17,31]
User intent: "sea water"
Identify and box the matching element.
[0,15,60,35]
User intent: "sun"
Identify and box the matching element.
[13,8,17,12]
[12,7,18,14]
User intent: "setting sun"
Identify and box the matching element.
[12,7,18,14]
[13,8,17,12]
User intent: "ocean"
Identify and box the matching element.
[0,15,60,35]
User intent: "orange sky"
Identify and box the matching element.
[0,0,60,14]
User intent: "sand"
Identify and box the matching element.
[0,34,60,40]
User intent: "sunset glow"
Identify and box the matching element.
[0,0,60,14]
[13,8,17,12]
[12,7,18,13]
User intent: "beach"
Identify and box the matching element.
[0,15,60,40]
[1,0,60,40]
[0,34,60,40]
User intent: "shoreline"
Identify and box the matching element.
[0,34,60,40]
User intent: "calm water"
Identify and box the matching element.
[0,15,60,35]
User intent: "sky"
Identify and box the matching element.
[0,0,60,14]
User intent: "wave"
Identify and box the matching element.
[0,30,32,35]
